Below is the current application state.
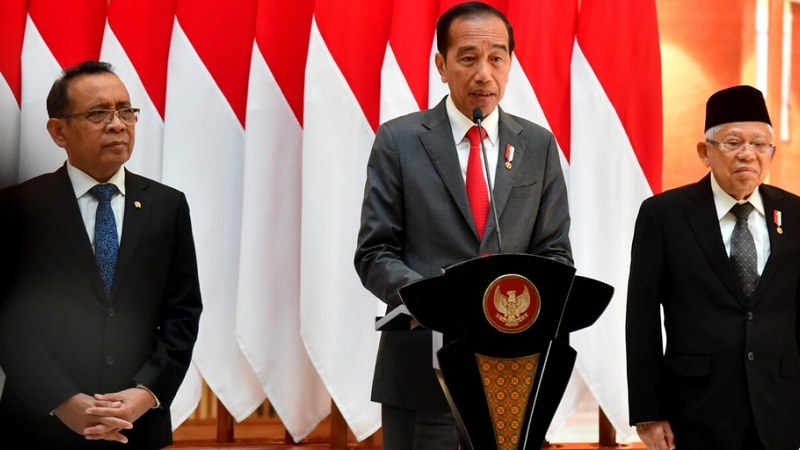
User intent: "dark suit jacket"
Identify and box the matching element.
[626,174,800,450]
[354,98,572,411]
[0,165,202,449]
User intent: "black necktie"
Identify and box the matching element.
[90,184,119,299]
[730,202,758,298]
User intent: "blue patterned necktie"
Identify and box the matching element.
[90,184,119,299]
[730,202,758,299]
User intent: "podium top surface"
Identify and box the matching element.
[389,253,612,356]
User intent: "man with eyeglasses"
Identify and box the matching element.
[626,85,800,450]
[0,60,202,448]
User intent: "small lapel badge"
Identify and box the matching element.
[134,201,142,209]
[505,144,515,170]
[774,209,782,234]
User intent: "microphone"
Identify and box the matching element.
[472,107,503,253]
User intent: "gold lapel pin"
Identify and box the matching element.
[774,210,783,234]
[505,144,515,170]
[134,201,142,209]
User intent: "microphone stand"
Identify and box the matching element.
[473,108,503,254]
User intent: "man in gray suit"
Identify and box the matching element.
[354,2,572,448]
[626,85,800,450]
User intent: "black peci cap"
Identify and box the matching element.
[704,85,771,131]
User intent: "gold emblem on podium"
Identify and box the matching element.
[483,274,540,333]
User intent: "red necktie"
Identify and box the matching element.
[466,126,488,239]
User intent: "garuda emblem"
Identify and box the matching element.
[483,274,540,333]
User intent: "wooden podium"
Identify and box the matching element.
[376,254,613,450]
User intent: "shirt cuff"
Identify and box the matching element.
[136,384,161,409]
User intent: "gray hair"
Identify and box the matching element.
[704,123,773,141]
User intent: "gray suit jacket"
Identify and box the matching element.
[355,97,572,410]
[626,175,800,449]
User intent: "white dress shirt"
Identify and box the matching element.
[445,95,500,189]
[710,173,770,275]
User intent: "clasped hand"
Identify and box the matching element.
[54,388,155,443]
[636,420,676,450]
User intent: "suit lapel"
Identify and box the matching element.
[418,103,528,241]
[684,175,745,305]
[113,170,153,300]
[750,185,786,306]
[482,109,524,242]
[419,100,478,236]
[52,166,108,301]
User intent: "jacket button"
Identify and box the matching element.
[746,312,753,320]
[106,356,114,366]
[108,307,115,317]
[747,352,755,361]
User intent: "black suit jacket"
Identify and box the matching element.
[0,165,202,449]
[626,174,800,450]
[354,98,572,410]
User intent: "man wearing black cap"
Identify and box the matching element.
[626,85,800,450]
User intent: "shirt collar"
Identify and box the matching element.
[710,172,764,220]
[445,95,499,146]
[66,161,126,199]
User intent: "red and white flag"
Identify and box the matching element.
[502,0,584,439]
[235,0,330,442]
[8,1,664,441]
[99,0,201,427]
[379,0,438,125]
[569,0,662,440]
[0,0,26,189]
[300,0,393,440]
[18,0,107,182]
[504,0,576,174]
[100,0,175,181]
[162,0,265,423]
[0,0,17,392]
